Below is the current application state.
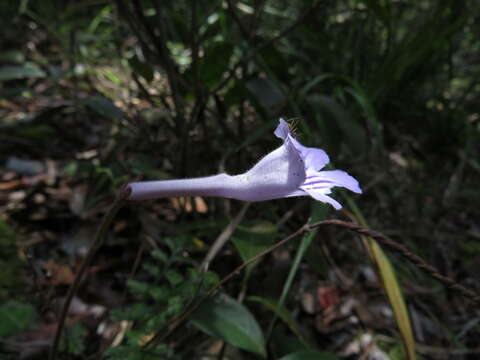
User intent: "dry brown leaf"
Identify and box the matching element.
[0,179,22,190]
[43,263,75,286]
[169,196,208,213]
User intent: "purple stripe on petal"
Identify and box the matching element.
[302,179,333,186]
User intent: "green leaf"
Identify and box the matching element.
[278,350,340,360]
[127,280,149,296]
[0,63,46,81]
[165,270,183,286]
[0,50,25,64]
[105,343,171,360]
[60,323,87,355]
[344,85,383,148]
[232,221,277,265]
[101,69,122,85]
[248,296,310,347]
[85,96,123,121]
[298,73,335,102]
[346,198,417,360]
[370,241,417,360]
[142,263,161,277]
[308,94,366,155]
[190,294,266,357]
[0,219,24,300]
[270,327,308,357]
[0,301,36,337]
[267,202,328,339]
[389,343,425,360]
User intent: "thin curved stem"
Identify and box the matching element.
[200,202,250,271]
[146,222,310,347]
[146,219,480,347]
[49,186,130,360]
[317,220,480,303]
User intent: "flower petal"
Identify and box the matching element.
[302,170,362,194]
[231,140,306,201]
[290,139,330,171]
[273,118,291,140]
[304,188,343,210]
[274,118,330,171]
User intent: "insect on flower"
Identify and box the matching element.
[286,118,300,137]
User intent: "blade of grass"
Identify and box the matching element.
[345,196,416,360]
[248,296,311,348]
[266,202,328,341]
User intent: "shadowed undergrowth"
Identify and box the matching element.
[0,0,479,359]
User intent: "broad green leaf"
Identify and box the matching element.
[85,96,123,121]
[0,301,36,337]
[0,50,25,64]
[190,294,266,357]
[270,327,308,357]
[0,63,46,81]
[278,350,339,360]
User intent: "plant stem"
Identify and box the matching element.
[49,186,130,360]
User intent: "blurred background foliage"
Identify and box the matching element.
[0,0,479,359]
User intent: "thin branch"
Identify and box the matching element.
[200,202,251,271]
[146,218,480,347]
[190,0,200,97]
[149,0,186,121]
[225,0,251,41]
[211,0,321,95]
[146,220,309,348]
[114,0,157,61]
[317,220,480,303]
[49,186,130,360]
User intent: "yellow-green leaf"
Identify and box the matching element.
[346,197,416,360]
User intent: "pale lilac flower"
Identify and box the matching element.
[127,118,361,209]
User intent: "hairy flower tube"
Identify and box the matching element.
[127,118,362,209]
